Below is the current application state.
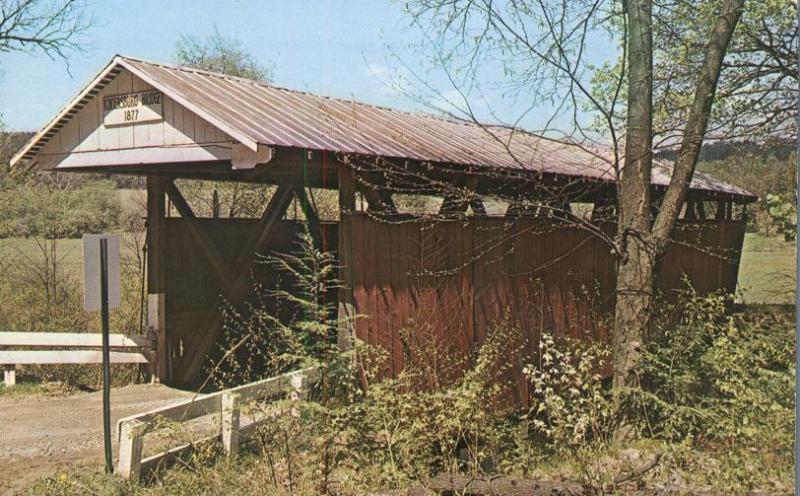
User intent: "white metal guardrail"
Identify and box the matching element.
[0,332,150,387]
[116,367,318,481]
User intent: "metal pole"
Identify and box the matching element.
[100,238,113,474]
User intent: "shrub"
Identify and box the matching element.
[335,321,529,486]
[640,292,794,446]
[0,178,120,239]
[523,332,614,451]
[208,228,342,388]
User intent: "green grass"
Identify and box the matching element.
[0,189,143,279]
[0,380,78,398]
[737,233,796,304]
[0,237,85,277]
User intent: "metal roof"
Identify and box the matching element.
[12,55,755,200]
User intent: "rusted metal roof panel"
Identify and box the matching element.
[13,56,755,200]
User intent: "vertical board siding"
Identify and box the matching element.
[345,214,746,387]
[160,214,743,389]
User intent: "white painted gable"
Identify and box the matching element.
[17,63,271,171]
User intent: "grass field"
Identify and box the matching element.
[737,233,796,304]
[0,231,795,304]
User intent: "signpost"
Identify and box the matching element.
[83,234,120,474]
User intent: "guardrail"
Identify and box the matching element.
[116,367,318,482]
[0,332,150,387]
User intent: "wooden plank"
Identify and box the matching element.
[228,368,309,402]
[4,365,15,387]
[337,163,357,350]
[147,175,169,384]
[118,368,315,432]
[118,393,221,426]
[118,419,145,480]
[358,180,397,214]
[373,219,393,378]
[0,332,148,348]
[220,392,240,456]
[119,368,316,482]
[0,350,148,365]
[147,176,167,293]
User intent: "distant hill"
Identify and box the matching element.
[656,140,795,163]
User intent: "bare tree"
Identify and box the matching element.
[0,0,90,60]
[396,0,796,436]
[173,27,277,218]
[175,26,273,82]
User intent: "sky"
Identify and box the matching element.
[0,0,616,133]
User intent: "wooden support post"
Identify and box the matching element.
[337,163,357,350]
[358,180,397,214]
[146,175,169,384]
[592,197,616,222]
[685,200,697,220]
[118,419,145,481]
[441,177,483,216]
[220,392,240,456]
[232,185,295,276]
[715,200,727,220]
[470,197,487,215]
[440,194,469,216]
[3,365,15,387]
[466,176,486,215]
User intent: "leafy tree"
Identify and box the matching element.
[0,130,34,176]
[402,0,796,437]
[0,178,120,318]
[765,194,796,242]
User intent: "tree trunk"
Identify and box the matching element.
[651,0,746,244]
[612,0,746,439]
[613,0,654,421]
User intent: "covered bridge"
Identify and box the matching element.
[11,56,755,389]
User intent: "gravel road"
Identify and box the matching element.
[0,384,193,495]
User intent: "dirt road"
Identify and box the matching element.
[0,384,193,495]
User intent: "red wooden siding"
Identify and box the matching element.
[344,214,745,386]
